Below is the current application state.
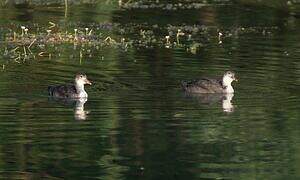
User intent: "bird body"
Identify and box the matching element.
[48,73,91,98]
[181,71,237,94]
[182,78,224,93]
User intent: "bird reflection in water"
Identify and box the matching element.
[222,93,234,113]
[48,97,90,120]
[184,93,235,113]
[74,97,89,120]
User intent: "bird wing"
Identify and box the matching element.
[48,85,77,98]
[181,78,223,93]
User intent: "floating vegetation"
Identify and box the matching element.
[0,23,132,62]
[0,0,98,7]
[188,42,203,54]
[0,21,280,66]
[119,0,233,10]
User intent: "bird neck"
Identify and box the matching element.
[223,84,234,93]
[75,82,87,97]
[222,77,234,93]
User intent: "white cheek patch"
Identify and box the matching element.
[78,79,85,84]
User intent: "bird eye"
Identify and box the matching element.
[80,75,83,78]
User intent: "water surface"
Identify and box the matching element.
[0,1,300,179]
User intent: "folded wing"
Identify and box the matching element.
[181,78,223,93]
[48,85,77,98]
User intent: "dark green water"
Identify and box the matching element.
[0,1,300,179]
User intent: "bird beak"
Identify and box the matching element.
[85,79,92,85]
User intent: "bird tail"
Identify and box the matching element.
[180,81,188,91]
[48,86,54,96]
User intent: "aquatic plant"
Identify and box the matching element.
[21,26,25,37]
[119,0,232,10]
[0,21,279,65]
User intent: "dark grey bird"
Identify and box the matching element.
[48,73,92,98]
[181,71,238,93]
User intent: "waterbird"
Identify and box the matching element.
[48,73,92,98]
[181,71,238,93]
